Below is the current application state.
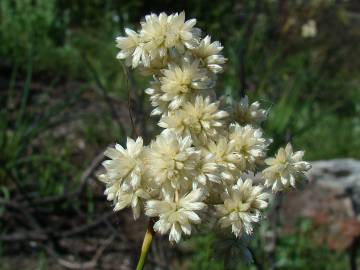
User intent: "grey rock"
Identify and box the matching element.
[279,159,360,250]
[307,159,360,216]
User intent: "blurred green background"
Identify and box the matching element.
[1,0,359,269]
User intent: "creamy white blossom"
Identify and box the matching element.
[201,136,241,182]
[192,152,220,188]
[98,137,150,219]
[145,188,206,243]
[159,59,212,110]
[145,79,170,116]
[105,182,150,219]
[145,129,200,191]
[116,28,141,67]
[263,143,311,192]
[116,12,199,68]
[140,12,198,57]
[139,55,169,76]
[215,178,268,237]
[99,137,144,191]
[302,19,317,38]
[159,95,228,143]
[192,35,227,73]
[229,123,270,171]
[231,95,267,126]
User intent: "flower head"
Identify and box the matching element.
[145,188,206,243]
[145,129,200,191]
[202,136,241,181]
[192,152,220,187]
[159,95,228,143]
[116,28,141,67]
[98,137,149,219]
[302,19,317,38]
[192,35,226,73]
[116,12,199,68]
[141,12,198,57]
[231,95,267,126]
[215,178,268,237]
[229,123,269,171]
[145,79,170,116]
[99,137,144,191]
[263,143,311,192]
[101,178,150,219]
[159,59,212,110]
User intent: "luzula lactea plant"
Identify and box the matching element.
[98,12,311,269]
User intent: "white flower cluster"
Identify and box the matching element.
[99,12,311,243]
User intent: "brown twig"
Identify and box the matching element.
[59,211,116,238]
[0,231,48,242]
[44,235,115,269]
[0,198,41,230]
[19,148,105,207]
[78,149,106,192]
[1,147,113,269]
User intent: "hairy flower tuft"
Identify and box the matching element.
[100,137,144,191]
[145,188,206,243]
[263,143,312,192]
[145,129,200,192]
[159,95,228,143]
[215,178,269,237]
[192,35,227,73]
[231,95,267,126]
[229,123,269,171]
[98,137,150,219]
[159,59,212,110]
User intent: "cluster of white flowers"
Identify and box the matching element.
[301,19,317,38]
[99,12,311,244]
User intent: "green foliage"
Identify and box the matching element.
[0,0,56,56]
[186,220,348,270]
[0,0,73,75]
[272,220,348,269]
[213,0,360,157]
[184,233,225,270]
[0,57,124,201]
[0,57,79,198]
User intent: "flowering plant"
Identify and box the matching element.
[98,12,311,269]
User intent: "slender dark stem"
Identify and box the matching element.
[349,237,359,270]
[249,247,264,270]
[121,63,139,138]
[127,82,138,138]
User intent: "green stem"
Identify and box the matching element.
[136,218,155,270]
